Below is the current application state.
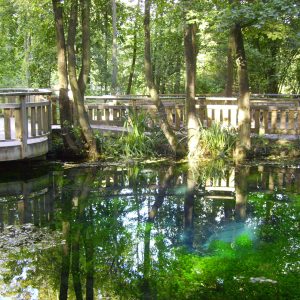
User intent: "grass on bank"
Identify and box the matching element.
[51,116,239,161]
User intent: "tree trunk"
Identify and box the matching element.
[233,23,251,162]
[111,0,118,94]
[174,58,182,94]
[225,28,235,97]
[126,0,140,95]
[184,22,200,159]
[67,0,98,161]
[52,0,79,153]
[267,42,279,94]
[104,6,109,94]
[144,0,183,156]
[24,33,31,87]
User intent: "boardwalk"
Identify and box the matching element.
[2,91,300,161]
[0,89,51,161]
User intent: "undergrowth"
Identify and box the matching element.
[98,109,169,159]
[196,123,237,159]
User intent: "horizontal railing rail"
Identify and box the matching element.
[50,94,300,135]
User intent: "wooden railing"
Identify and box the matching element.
[0,89,52,161]
[51,94,300,135]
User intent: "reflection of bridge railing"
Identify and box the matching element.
[1,164,299,231]
[0,174,54,228]
[51,94,300,135]
[249,165,300,192]
[0,89,52,161]
[205,169,236,200]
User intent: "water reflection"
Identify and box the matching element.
[0,162,299,299]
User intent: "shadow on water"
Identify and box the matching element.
[0,160,299,299]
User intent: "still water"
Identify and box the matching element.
[0,161,299,299]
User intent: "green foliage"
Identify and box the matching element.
[121,109,156,157]
[98,109,169,159]
[1,0,299,95]
[198,123,237,158]
[0,0,55,88]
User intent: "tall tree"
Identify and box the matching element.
[233,18,251,162]
[111,0,118,94]
[52,0,79,153]
[183,1,200,159]
[52,0,99,160]
[225,28,235,96]
[67,0,98,160]
[144,0,183,156]
[126,0,140,95]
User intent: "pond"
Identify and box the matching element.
[0,160,299,299]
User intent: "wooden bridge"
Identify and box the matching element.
[0,89,51,161]
[52,94,300,135]
[1,89,300,161]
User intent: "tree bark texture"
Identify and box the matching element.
[184,22,200,159]
[67,0,98,161]
[225,27,235,97]
[233,23,251,162]
[52,0,79,153]
[144,0,183,156]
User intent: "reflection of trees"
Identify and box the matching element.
[183,163,197,250]
[235,166,249,221]
[142,166,174,300]
[58,168,96,300]
[1,163,299,299]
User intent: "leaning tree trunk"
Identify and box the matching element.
[52,0,79,153]
[144,0,183,156]
[67,0,98,161]
[184,22,200,159]
[233,23,251,162]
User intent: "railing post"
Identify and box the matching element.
[4,108,11,140]
[51,96,58,125]
[43,105,48,134]
[47,102,51,133]
[175,104,181,130]
[31,107,37,137]
[15,95,28,158]
[37,105,42,135]
[254,109,260,134]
